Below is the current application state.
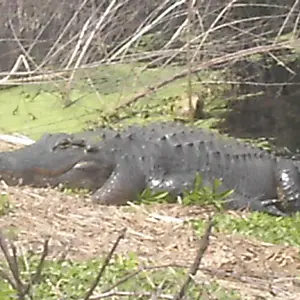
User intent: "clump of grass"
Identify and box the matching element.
[0,223,240,300]
[212,212,300,247]
[139,173,233,210]
[0,194,13,216]
[181,174,233,209]
[0,254,240,299]
[139,174,300,247]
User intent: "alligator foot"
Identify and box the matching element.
[225,197,288,217]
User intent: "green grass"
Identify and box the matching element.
[214,212,300,246]
[138,175,300,248]
[0,194,12,216]
[1,182,299,299]
[0,254,240,299]
[190,212,300,247]
[181,178,300,247]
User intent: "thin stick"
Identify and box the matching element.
[84,228,127,300]
[23,239,50,295]
[173,217,214,300]
[115,42,293,111]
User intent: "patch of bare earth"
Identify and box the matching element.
[0,141,300,299]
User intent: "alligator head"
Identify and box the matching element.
[0,132,114,191]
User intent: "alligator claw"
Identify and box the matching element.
[225,196,288,217]
[250,201,288,216]
[261,198,283,206]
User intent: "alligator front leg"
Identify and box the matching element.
[92,155,147,205]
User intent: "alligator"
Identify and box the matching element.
[0,121,300,217]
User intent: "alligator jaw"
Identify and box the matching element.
[0,152,79,187]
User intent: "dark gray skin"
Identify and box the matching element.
[0,132,114,191]
[0,122,300,216]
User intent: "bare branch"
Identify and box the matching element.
[0,231,25,295]
[23,238,50,295]
[115,42,293,111]
[0,231,50,299]
[0,268,17,290]
[173,216,214,300]
[83,228,127,300]
[89,290,173,299]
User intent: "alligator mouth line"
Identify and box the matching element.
[0,162,79,179]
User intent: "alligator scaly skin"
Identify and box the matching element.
[0,122,299,216]
[60,122,300,216]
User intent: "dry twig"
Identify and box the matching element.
[23,239,49,295]
[173,216,214,300]
[83,227,127,300]
[0,230,50,299]
[116,42,293,111]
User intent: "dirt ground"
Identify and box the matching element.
[0,140,300,299]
